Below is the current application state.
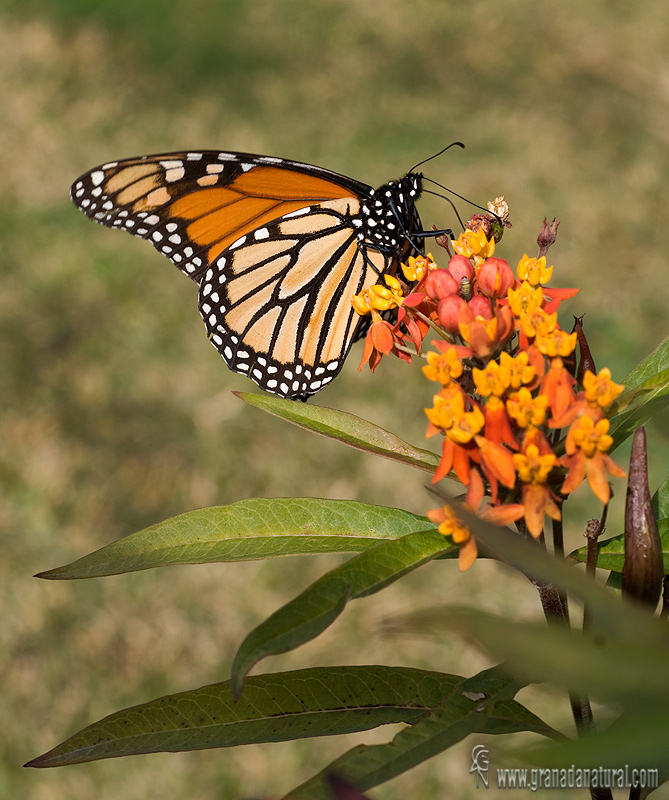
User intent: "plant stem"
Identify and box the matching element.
[524,521,611,800]
[582,504,608,632]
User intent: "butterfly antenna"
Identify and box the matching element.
[423,176,502,223]
[409,142,465,174]
[422,188,466,230]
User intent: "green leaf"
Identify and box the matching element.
[607,335,669,451]
[231,530,454,697]
[235,391,440,472]
[523,709,669,780]
[617,335,669,392]
[653,474,669,524]
[36,499,434,580]
[24,666,462,768]
[419,607,669,707]
[282,667,552,800]
[568,524,669,574]
[482,699,564,738]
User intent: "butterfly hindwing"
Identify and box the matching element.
[71,150,422,399]
[199,202,389,397]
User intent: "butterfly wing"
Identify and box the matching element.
[70,151,407,399]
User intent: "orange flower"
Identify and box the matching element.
[425,386,470,437]
[357,311,397,373]
[482,395,518,449]
[458,303,514,358]
[427,388,484,485]
[540,357,576,419]
[475,434,517,501]
[426,504,478,571]
[560,416,626,503]
[512,443,561,537]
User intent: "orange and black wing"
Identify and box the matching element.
[70,150,408,398]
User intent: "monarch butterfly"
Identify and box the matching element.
[70,149,449,400]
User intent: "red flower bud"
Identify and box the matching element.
[446,255,474,286]
[424,268,458,301]
[437,294,466,333]
[478,257,515,300]
[467,295,493,320]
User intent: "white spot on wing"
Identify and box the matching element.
[165,167,185,182]
[283,207,311,219]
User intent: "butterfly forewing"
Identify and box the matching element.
[70,150,421,399]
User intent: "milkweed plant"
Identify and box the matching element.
[28,199,669,800]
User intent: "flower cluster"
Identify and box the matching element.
[352,207,625,570]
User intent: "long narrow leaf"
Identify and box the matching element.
[25,666,466,768]
[235,391,440,472]
[417,607,669,706]
[231,530,453,697]
[37,499,433,580]
[283,667,549,799]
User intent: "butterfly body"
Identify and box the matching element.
[71,151,423,399]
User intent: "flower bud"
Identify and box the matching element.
[446,255,474,287]
[467,295,493,320]
[424,268,458,301]
[437,294,466,333]
[478,257,515,300]
[622,427,662,608]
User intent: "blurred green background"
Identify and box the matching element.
[2,2,668,798]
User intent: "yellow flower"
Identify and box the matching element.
[568,415,613,459]
[451,228,495,262]
[508,281,544,318]
[514,444,556,485]
[473,360,510,398]
[536,328,577,358]
[561,415,626,504]
[352,274,404,314]
[402,253,436,282]
[499,351,536,389]
[517,254,553,286]
[425,389,484,444]
[422,347,463,385]
[506,388,549,428]
[582,368,624,409]
[519,308,557,340]
[427,504,470,543]
[426,504,478,571]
